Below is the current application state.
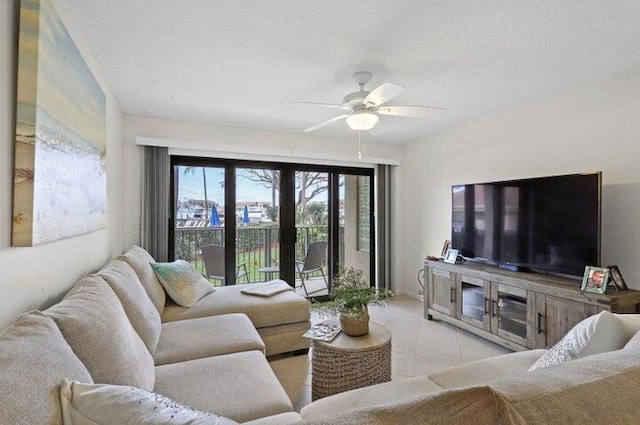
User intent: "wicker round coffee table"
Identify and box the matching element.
[311,321,391,400]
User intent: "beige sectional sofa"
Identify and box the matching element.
[5,243,640,424]
[0,246,310,424]
[300,314,640,424]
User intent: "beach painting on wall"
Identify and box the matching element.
[12,0,106,246]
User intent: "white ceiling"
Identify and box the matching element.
[58,0,640,144]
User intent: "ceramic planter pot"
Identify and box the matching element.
[339,305,370,336]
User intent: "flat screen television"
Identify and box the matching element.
[451,172,601,277]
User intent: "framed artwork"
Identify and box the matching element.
[12,0,106,246]
[444,248,459,264]
[581,266,610,294]
[440,240,451,258]
[607,265,628,291]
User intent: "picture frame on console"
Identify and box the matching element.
[440,240,451,258]
[443,248,458,264]
[581,266,610,294]
[607,265,628,291]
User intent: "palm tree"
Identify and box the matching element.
[183,166,209,220]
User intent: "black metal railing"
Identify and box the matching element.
[175,225,342,283]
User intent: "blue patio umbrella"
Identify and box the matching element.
[242,205,250,224]
[210,204,221,227]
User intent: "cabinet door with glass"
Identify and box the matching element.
[490,283,532,347]
[458,274,491,331]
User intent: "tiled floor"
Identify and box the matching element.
[268,294,510,412]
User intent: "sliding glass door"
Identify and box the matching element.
[170,157,374,297]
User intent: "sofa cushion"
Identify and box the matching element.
[0,311,93,425]
[154,350,293,423]
[98,258,162,353]
[154,313,265,365]
[302,385,519,425]
[152,260,215,307]
[60,379,239,425]
[528,310,627,371]
[614,313,640,339]
[429,349,547,389]
[162,284,310,328]
[300,376,443,420]
[493,350,640,424]
[241,412,303,425]
[45,275,155,390]
[120,245,166,314]
[623,331,640,351]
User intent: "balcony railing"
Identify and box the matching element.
[175,225,343,283]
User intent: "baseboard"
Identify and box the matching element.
[397,289,423,301]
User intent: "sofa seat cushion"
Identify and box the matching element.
[492,350,640,424]
[120,245,166,314]
[154,350,293,423]
[241,412,303,425]
[428,349,547,389]
[161,284,310,328]
[154,313,265,365]
[60,379,239,425]
[98,258,162,353]
[300,376,443,420]
[256,321,311,356]
[302,385,517,425]
[45,275,155,390]
[0,311,93,425]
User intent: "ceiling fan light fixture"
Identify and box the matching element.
[346,112,378,130]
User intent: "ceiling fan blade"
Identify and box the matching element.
[364,82,405,107]
[302,114,350,132]
[377,105,445,117]
[290,101,350,110]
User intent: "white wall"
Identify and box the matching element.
[0,0,123,328]
[397,69,640,297]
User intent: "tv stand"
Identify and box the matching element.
[424,260,640,351]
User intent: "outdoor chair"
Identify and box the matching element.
[201,244,250,285]
[296,241,328,296]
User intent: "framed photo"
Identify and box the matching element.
[581,266,610,294]
[607,265,628,290]
[444,248,459,264]
[440,240,451,258]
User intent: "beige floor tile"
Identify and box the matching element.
[457,329,509,362]
[269,295,511,412]
[392,351,416,377]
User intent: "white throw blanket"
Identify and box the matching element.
[240,279,294,297]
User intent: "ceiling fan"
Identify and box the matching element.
[294,71,444,134]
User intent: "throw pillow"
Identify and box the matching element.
[528,310,627,371]
[60,379,239,425]
[0,311,93,425]
[623,331,640,351]
[45,275,156,390]
[120,246,167,314]
[151,260,215,308]
[98,258,162,353]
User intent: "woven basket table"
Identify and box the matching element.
[311,321,391,400]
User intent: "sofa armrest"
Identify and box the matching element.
[428,349,547,389]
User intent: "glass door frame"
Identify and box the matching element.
[169,155,375,293]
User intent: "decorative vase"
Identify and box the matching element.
[339,305,370,336]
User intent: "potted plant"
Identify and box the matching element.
[313,266,393,336]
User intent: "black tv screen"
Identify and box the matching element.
[451,172,601,276]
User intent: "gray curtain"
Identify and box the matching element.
[376,164,392,291]
[141,146,170,262]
